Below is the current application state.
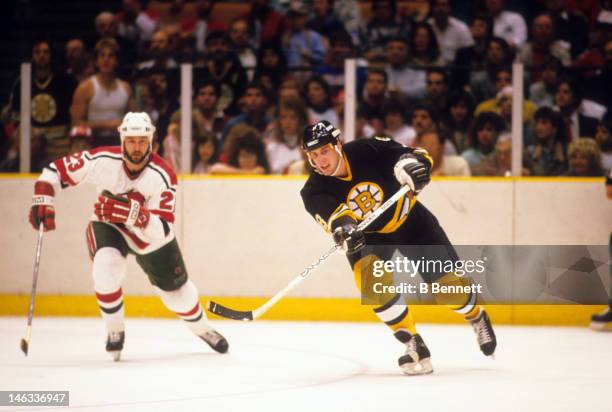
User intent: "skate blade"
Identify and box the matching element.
[589,321,612,331]
[402,359,433,375]
[109,350,121,362]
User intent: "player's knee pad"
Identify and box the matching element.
[154,279,199,313]
[92,247,127,292]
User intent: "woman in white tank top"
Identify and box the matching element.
[70,38,132,147]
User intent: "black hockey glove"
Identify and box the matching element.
[333,224,365,255]
[393,152,431,193]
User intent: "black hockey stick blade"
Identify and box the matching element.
[206,301,254,321]
[20,338,29,356]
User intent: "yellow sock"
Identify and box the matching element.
[432,273,482,320]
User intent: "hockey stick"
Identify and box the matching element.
[207,185,412,321]
[20,223,45,356]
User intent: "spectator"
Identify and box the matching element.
[554,77,600,140]
[137,29,179,70]
[595,112,612,170]
[307,0,346,38]
[358,0,411,61]
[385,37,426,99]
[383,98,416,147]
[304,75,340,126]
[211,129,269,174]
[471,133,513,176]
[411,104,438,138]
[90,11,137,74]
[71,38,132,147]
[333,0,361,44]
[442,90,476,154]
[195,30,248,116]
[417,130,471,176]
[409,22,445,66]
[544,0,589,59]
[264,97,308,174]
[8,39,77,161]
[282,1,327,70]
[462,111,506,167]
[519,14,570,82]
[180,0,227,54]
[453,13,493,89]
[529,56,563,108]
[574,13,612,76]
[428,0,474,64]
[229,18,257,81]
[181,77,226,141]
[424,68,450,115]
[223,81,271,141]
[565,137,605,176]
[192,131,219,174]
[585,39,612,109]
[0,128,47,172]
[64,38,94,85]
[469,37,514,102]
[484,0,527,48]
[359,68,389,135]
[242,0,286,49]
[68,125,93,154]
[116,0,157,52]
[162,123,181,171]
[524,106,568,176]
[316,29,364,98]
[146,69,179,142]
[253,43,288,94]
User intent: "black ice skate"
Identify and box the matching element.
[200,329,229,353]
[394,330,433,375]
[590,307,612,331]
[106,331,125,362]
[470,309,496,357]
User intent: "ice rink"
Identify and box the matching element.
[0,317,610,412]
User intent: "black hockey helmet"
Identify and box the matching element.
[302,120,341,151]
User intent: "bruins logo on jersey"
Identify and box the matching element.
[346,182,384,219]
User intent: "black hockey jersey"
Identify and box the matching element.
[300,137,433,235]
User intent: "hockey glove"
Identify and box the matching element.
[29,181,56,231]
[95,190,150,229]
[333,224,366,255]
[393,151,431,193]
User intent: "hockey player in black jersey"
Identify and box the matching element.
[300,121,496,375]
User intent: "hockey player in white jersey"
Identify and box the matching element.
[28,112,228,361]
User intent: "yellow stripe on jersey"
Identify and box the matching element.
[327,203,359,231]
[377,193,417,234]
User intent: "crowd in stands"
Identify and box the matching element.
[1,0,611,177]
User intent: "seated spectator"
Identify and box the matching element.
[410,104,456,154]
[484,0,527,48]
[442,90,476,154]
[241,0,286,49]
[210,129,269,175]
[304,75,340,126]
[316,29,364,99]
[358,0,410,61]
[469,37,514,102]
[424,68,450,115]
[417,131,471,176]
[116,0,157,52]
[71,38,132,147]
[471,133,513,176]
[307,0,346,38]
[453,13,493,89]
[192,131,219,174]
[554,76,600,140]
[383,98,415,147]
[524,107,568,176]
[223,81,272,141]
[89,11,137,76]
[64,38,94,85]
[146,69,179,142]
[595,112,612,170]
[565,137,605,176]
[162,123,181,171]
[385,37,426,99]
[254,43,288,93]
[282,2,327,70]
[264,97,308,174]
[529,56,563,108]
[519,13,570,83]
[573,12,612,77]
[462,112,506,167]
[137,29,179,71]
[229,18,257,81]
[359,68,389,135]
[428,0,474,64]
[477,86,536,142]
[180,0,227,54]
[584,38,612,109]
[409,22,445,67]
[544,0,589,59]
[68,125,93,155]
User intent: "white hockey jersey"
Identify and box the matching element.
[38,146,178,254]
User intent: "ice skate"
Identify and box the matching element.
[470,309,496,357]
[106,331,125,362]
[200,329,229,353]
[590,307,612,331]
[394,331,433,375]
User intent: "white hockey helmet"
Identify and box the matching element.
[118,112,156,144]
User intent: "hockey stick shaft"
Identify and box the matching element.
[21,223,44,355]
[208,185,411,321]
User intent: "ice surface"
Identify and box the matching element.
[1,317,610,411]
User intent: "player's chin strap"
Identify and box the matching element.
[307,146,345,176]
